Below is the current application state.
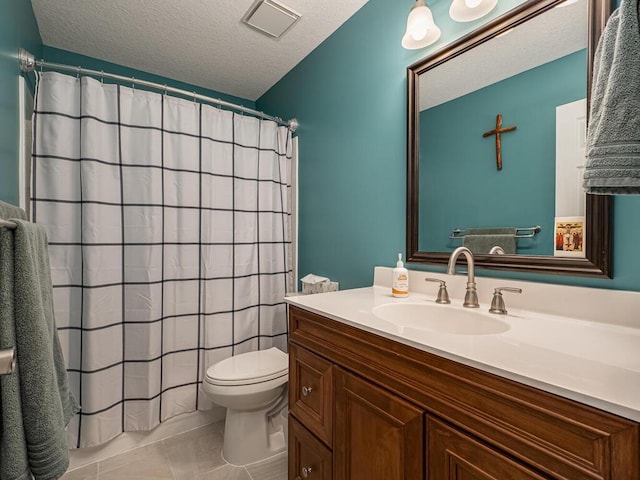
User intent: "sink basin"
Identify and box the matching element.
[372,303,510,336]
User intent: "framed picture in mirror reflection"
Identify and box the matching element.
[554,216,585,258]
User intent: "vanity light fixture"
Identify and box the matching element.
[402,0,441,50]
[449,0,498,22]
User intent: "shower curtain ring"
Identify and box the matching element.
[193,91,197,104]
[163,84,168,96]
[76,66,81,78]
[100,70,104,84]
[217,99,221,110]
[132,77,135,91]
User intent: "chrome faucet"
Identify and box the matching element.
[446,247,479,308]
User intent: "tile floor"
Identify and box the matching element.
[61,421,287,480]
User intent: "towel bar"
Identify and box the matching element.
[0,218,17,230]
[0,347,16,375]
[449,225,541,240]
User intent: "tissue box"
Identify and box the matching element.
[301,280,339,295]
[299,273,339,294]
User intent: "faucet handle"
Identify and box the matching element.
[489,287,522,314]
[424,278,451,304]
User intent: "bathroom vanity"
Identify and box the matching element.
[285,268,640,480]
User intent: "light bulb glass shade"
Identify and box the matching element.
[407,5,430,40]
[449,0,497,22]
[402,0,441,49]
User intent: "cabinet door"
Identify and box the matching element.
[427,417,548,480]
[289,343,333,446]
[334,368,424,480]
[289,415,332,480]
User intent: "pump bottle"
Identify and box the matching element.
[392,253,409,297]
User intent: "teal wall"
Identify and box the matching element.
[0,0,42,205]
[420,50,587,255]
[258,0,640,292]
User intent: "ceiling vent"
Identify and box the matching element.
[242,0,301,39]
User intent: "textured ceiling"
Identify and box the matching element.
[420,0,588,110]
[31,0,369,101]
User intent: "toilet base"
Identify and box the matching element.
[222,407,286,466]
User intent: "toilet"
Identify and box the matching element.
[202,347,288,465]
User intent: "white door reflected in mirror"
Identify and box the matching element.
[556,98,587,218]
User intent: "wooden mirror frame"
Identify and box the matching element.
[407,0,615,277]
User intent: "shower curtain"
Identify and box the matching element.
[31,72,293,448]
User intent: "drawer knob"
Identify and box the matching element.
[302,386,313,396]
[302,466,313,478]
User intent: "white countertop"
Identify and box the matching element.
[285,267,640,422]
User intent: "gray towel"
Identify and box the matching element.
[463,234,516,254]
[0,219,79,480]
[583,0,640,194]
[0,200,27,221]
[0,226,30,480]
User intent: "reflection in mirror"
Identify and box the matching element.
[418,1,587,256]
[407,0,613,277]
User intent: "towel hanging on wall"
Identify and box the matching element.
[0,200,27,221]
[461,227,517,254]
[0,213,79,480]
[583,0,640,194]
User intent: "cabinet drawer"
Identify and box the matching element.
[289,415,332,480]
[427,416,547,480]
[289,343,333,446]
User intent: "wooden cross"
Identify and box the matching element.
[482,114,517,171]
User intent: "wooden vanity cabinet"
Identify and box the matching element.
[287,305,640,480]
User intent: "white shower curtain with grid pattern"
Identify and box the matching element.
[31,72,293,448]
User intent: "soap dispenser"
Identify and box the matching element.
[392,253,409,297]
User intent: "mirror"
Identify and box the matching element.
[407,0,614,277]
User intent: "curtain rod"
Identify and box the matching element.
[18,49,298,132]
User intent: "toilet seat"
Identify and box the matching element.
[205,347,288,386]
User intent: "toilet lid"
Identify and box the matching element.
[205,347,288,385]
